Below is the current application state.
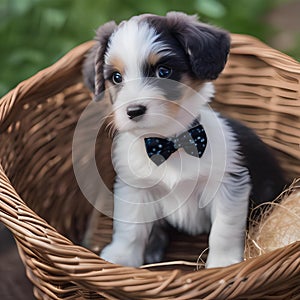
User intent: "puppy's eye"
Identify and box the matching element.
[156,66,172,79]
[111,72,123,84]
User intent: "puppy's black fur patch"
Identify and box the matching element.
[82,21,117,100]
[225,117,287,210]
[144,12,230,81]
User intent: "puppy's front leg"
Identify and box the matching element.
[100,181,155,267]
[206,171,251,268]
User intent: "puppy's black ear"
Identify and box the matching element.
[166,12,230,80]
[82,21,117,101]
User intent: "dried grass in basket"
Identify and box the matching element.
[0,34,299,299]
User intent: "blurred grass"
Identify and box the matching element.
[0,0,298,97]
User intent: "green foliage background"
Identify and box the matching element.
[0,0,298,97]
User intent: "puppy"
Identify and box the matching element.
[83,12,286,268]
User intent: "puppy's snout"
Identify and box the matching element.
[126,105,147,121]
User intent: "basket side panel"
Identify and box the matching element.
[214,35,300,180]
[0,43,98,242]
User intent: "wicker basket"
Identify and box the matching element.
[0,34,299,299]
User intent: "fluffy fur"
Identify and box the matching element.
[83,12,286,268]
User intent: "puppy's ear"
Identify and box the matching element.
[166,12,230,80]
[82,21,117,101]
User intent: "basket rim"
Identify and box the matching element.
[1,33,300,126]
[230,33,300,74]
[0,40,95,128]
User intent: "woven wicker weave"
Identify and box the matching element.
[0,34,299,299]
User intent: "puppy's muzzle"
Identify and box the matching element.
[127,105,147,121]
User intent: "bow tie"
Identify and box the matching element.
[144,121,207,166]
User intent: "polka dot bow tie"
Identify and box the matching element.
[144,121,207,166]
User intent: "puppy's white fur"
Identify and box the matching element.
[100,18,251,268]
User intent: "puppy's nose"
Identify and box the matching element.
[126,105,147,121]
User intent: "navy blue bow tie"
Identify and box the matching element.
[144,122,207,166]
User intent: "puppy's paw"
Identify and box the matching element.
[205,253,243,268]
[144,220,171,264]
[100,243,144,267]
[144,243,165,265]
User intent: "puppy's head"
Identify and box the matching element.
[83,12,230,135]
